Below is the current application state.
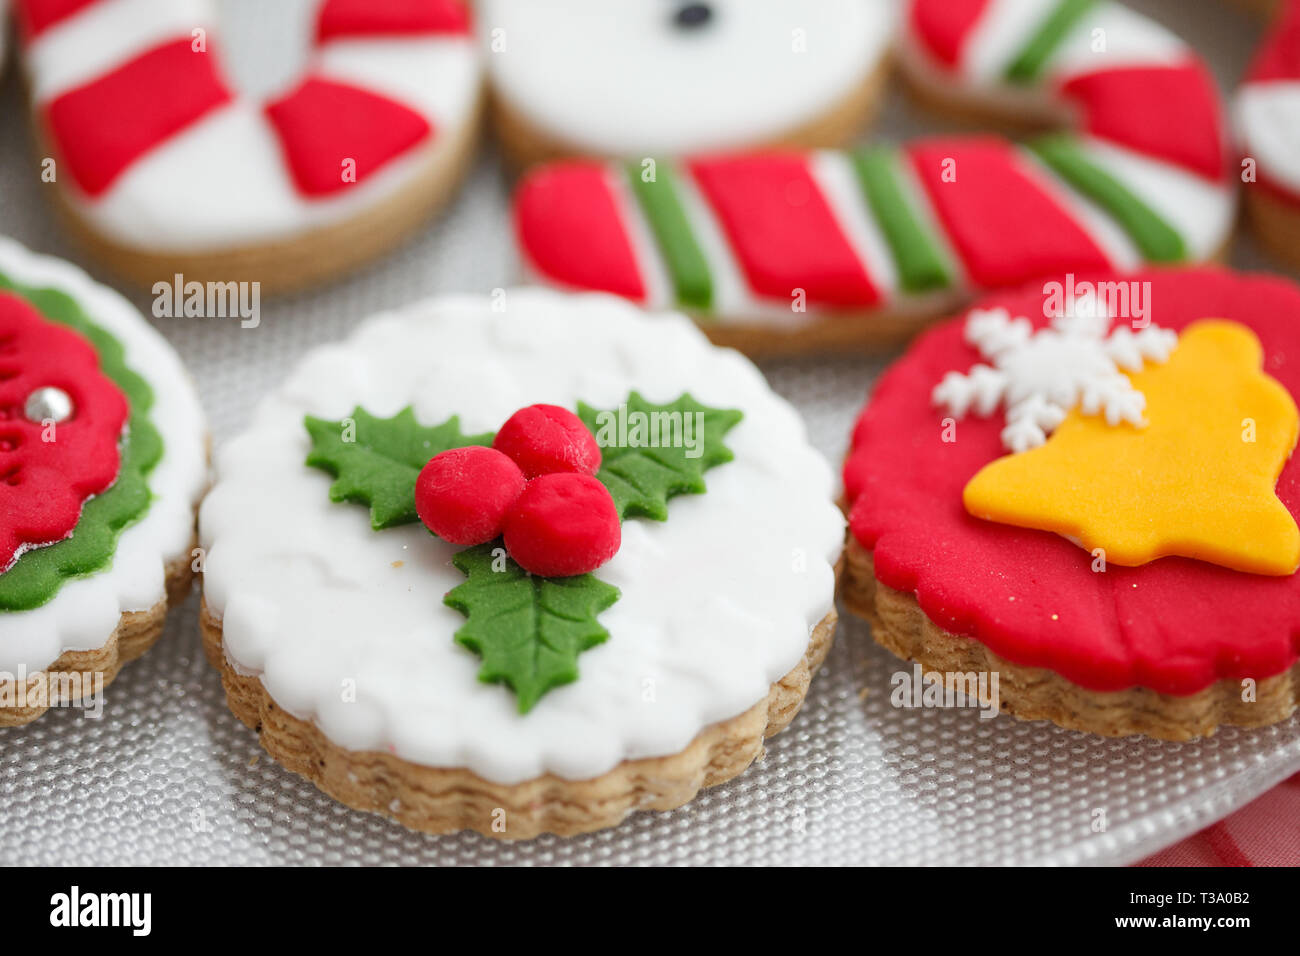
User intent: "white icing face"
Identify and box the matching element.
[481,0,895,156]
[0,239,208,673]
[200,291,843,785]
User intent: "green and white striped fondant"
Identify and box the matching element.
[514,0,1233,329]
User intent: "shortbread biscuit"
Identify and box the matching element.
[0,239,207,726]
[510,0,1235,356]
[840,268,1300,740]
[199,290,843,838]
[12,0,483,293]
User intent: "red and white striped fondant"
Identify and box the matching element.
[14,0,480,252]
[514,0,1234,328]
[1237,0,1300,207]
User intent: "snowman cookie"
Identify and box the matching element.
[199,290,842,838]
[841,268,1300,740]
[1237,0,1300,271]
[511,0,1234,356]
[13,0,482,293]
[0,239,207,726]
[480,0,896,166]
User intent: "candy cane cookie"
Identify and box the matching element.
[480,0,897,167]
[512,0,1234,356]
[14,0,483,293]
[1237,0,1300,271]
[0,238,207,726]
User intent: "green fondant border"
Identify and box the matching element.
[0,273,161,611]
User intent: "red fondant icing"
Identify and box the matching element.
[317,0,472,43]
[908,0,990,68]
[688,153,881,308]
[504,473,621,578]
[0,293,127,572]
[1246,0,1300,83]
[513,162,647,302]
[1061,64,1226,182]
[494,405,601,479]
[907,137,1113,289]
[843,269,1300,696]
[264,77,432,197]
[15,0,102,40]
[416,446,525,547]
[45,39,232,197]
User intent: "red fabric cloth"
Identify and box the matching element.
[1139,772,1300,866]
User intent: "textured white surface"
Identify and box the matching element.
[0,0,1297,865]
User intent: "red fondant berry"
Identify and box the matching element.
[415,446,525,545]
[503,473,621,577]
[493,404,601,478]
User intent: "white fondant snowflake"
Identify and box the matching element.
[932,305,1178,453]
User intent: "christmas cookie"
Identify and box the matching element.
[198,290,842,838]
[13,0,482,293]
[512,0,1234,356]
[480,0,896,167]
[841,268,1300,740]
[1237,0,1300,271]
[0,238,207,725]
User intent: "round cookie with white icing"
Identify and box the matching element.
[480,0,896,166]
[0,238,207,726]
[14,0,483,293]
[1237,0,1300,271]
[199,290,843,838]
[511,0,1235,357]
[841,268,1300,740]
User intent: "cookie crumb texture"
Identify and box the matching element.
[842,269,1300,739]
[202,603,835,838]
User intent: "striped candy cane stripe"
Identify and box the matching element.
[514,0,1233,328]
[15,0,480,251]
[1237,0,1300,205]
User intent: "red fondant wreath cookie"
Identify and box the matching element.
[12,0,482,291]
[842,268,1300,739]
[511,0,1235,356]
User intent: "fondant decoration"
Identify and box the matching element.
[481,0,895,157]
[964,320,1300,576]
[932,305,1177,453]
[305,390,740,711]
[415,446,525,547]
[842,269,1300,697]
[13,0,482,284]
[513,0,1233,334]
[199,290,842,782]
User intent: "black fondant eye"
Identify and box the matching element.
[674,3,713,29]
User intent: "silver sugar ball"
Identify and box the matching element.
[24,387,74,425]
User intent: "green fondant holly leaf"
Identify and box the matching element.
[577,392,743,520]
[0,279,161,612]
[304,407,493,530]
[445,544,620,714]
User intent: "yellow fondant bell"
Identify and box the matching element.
[964,320,1300,575]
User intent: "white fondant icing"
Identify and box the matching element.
[480,0,895,156]
[808,150,900,300]
[20,0,482,251]
[199,290,843,784]
[1043,1,1189,83]
[0,238,208,673]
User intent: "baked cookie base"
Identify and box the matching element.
[0,542,196,727]
[493,56,892,171]
[200,598,836,839]
[840,535,1300,740]
[38,95,483,296]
